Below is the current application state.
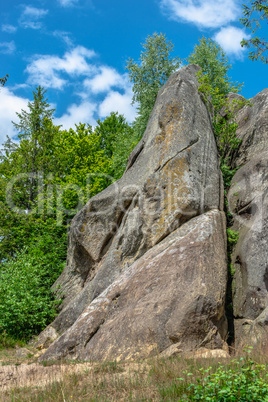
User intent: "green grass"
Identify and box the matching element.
[1,347,267,401]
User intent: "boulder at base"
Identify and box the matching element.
[40,210,227,362]
[39,65,228,361]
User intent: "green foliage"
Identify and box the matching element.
[0,89,138,340]
[0,87,61,259]
[240,0,268,63]
[94,112,139,180]
[178,349,268,401]
[227,228,239,277]
[197,72,247,160]
[220,160,239,190]
[188,37,242,96]
[54,123,111,201]
[95,112,132,158]
[0,331,25,349]
[2,86,59,213]
[0,74,8,86]
[0,226,67,339]
[126,32,181,139]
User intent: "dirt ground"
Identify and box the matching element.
[0,346,148,393]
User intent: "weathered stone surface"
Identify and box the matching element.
[228,150,268,353]
[229,89,268,168]
[227,88,268,354]
[234,315,268,356]
[32,326,58,350]
[45,64,224,339]
[40,210,227,362]
[229,152,268,320]
[15,348,32,358]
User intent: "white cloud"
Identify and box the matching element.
[25,45,136,127]
[26,46,96,89]
[99,88,137,122]
[0,88,29,145]
[19,6,48,30]
[2,24,17,33]
[160,0,240,28]
[84,67,128,94]
[54,101,97,129]
[214,26,251,57]
[53,31,73,47]
[58,0,79,6]
[0,41,16,54]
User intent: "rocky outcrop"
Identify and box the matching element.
[229,89,268,168]
[40,210,227,362]
[39,65,228,362]
[228,89,268,354]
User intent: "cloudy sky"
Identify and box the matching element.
[0,0,267,145]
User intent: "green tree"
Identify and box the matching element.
[188,37,242,98]
[240,0,268,63]
[10,86,59,210]
[126,32,181,139]
[0,224,67,340]
[54,123,111,213]
[95,112,133,158]
[0,87,60,259]
[94,112,139,180]
[0,88,140,341]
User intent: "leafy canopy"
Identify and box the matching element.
[240,0,268,63]
[0,87,138,340]
[0,225,67,340]
[188,37,242,97]
[126,32,181,139]
[95,112,139,180]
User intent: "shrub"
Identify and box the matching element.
[177,349,268,401]
[0,226,66,340]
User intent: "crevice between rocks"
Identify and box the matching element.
[125,140,145,171]
[96,198,134,262]
[84,319,105,349]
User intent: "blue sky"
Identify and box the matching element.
[0,0,267,145]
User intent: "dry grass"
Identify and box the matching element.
[0,348,267,401]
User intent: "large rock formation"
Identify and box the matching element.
[228,89,268,354]
[39,65,228,361]
[229,89,268,168]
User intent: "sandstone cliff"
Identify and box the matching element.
[38,66,268,362]
[228,89,268,355]
[39,65,228,361]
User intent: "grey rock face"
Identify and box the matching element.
[39,65,227,360]
[40,210,227,362]
[228,88,268,353]
[229,153,268,320]
[49,64,224,333]
[229,89,268,168]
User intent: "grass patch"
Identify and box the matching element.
[1,348,267,401]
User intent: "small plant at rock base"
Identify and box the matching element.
[177,348,268,401]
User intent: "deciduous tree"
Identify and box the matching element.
[240,0,268,63]
[126,33,181,139]
[188,37,242,97]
